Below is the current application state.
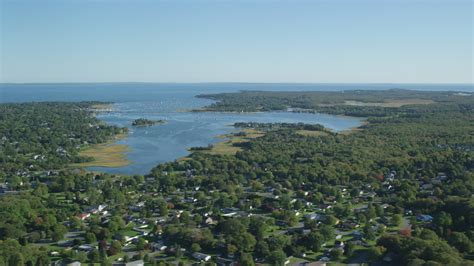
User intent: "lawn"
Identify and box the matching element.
[343,99,435,108]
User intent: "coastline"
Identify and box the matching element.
[90,103,116,113]
[71,132,131,169]
[72,102,131,168]
[187,128,265,156]
[338,120,369,135]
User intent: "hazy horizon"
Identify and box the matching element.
[1,81,472,85]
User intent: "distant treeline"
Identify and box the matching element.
[197,89,472,116]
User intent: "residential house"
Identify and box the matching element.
[417,214,433,223]
[77,213,91,221]
[192,252,212,262]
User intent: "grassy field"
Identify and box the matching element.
[72,134,130,168]
[90,103,115,111]
[200,128,265,155]
[343,99,435,108]
[296,130,329,137]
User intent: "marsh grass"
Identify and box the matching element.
[72,134,130,168]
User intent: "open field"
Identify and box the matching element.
[296,130,329,137]
[72,144,130,168]
[343,99,435,108]
[200,128,264,155]
[71,134,130,168]
[90,103,115,112]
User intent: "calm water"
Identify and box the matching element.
[1,83,472,175]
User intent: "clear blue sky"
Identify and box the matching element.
[0,0,472,83]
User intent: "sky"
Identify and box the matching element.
[0,0,472,83]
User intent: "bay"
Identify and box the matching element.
[1,83,471,175]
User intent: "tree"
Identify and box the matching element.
[249,217,267,241]
[320,225,334,242]
[407,259,426,266]
[33,183,48,197]
[268,249,287,266]
[255,241,270,258]
[108,221,119,233]
[89,249,100,262]
[449,232,473,253]
[98,228,110,241]
[267,235,291,251]
[324,215,338,226]
[367,246,385,261]
[47,194,58,206]
[420,229,438,241]
[194,214,203,225]
[180,211,191,225]
[109,240,122,255]
[227,244,238,256]
[239,252,255,266]
[51,224,67,241]
[85,232,97,244]
[375,204,384,217]
[294,200,303,210]
[366,204,377,220]
[136,238,146,251]
[434,211,452,233]
[377,234,462,265]
[191,243,201,253]
[101,258,112,266]
[330,248,343,260]
[236,233,257,252]
[364,224,376,241]
[345,242,356,257]
[76,251,88,262]
[306,232,324,252]
[9,253,24,266]
[392,214,403,226]
[220,219,246,236]
[71,216,83,230]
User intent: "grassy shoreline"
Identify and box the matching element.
[189,128,265,156]
[71,133,130,168]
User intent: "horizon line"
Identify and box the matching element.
[1,81,473,85]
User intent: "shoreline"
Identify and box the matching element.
[83,100,366,171]
[75,102,131,168]
[71,133,131,169]
[338,120,369,135]
[186,128,265,156]
[90,103,116,112]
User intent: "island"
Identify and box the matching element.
[131,118,166,127]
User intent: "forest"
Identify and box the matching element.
[0,90,473,265]
[197,89,472,116]
[0,102,126,186]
